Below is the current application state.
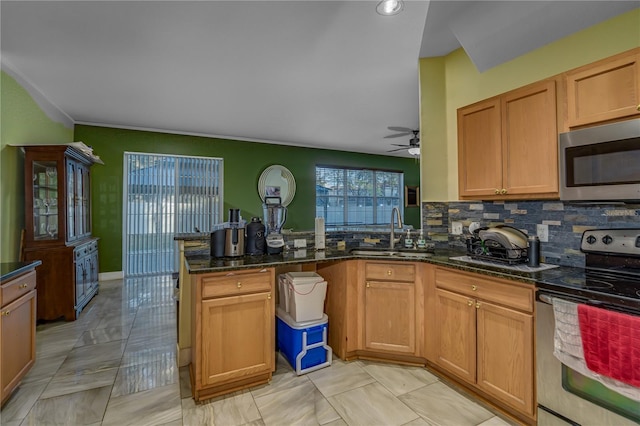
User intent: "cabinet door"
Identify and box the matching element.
[434,288,476,384]
[88,251,99,294]
[364,280,415,354]
[1,290,36,404]
[200,292,274,386]
[66,158,78,242]
[457,98,503,198]
[502,80,558,196]
[567,50,640,127]
[77,163,91,238]
[476,301,534,416]
[75,259,86,307]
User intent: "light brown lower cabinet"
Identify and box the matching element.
[434,267,535,419]
[362,262,418,356]
[190,267,275,402]
[1,270,37,406]
[317,260,423,362]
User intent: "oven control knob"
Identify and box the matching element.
[602,235,613,245]
[586,235,597,245]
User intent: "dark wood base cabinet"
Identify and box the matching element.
[23,239,99,322]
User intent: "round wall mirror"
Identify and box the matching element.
[257,165,296,206]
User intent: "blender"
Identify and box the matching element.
[263,196,287,254]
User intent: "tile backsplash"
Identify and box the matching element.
[422,201,640,268]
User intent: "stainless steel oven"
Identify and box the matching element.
[536,229,640,425]
[559,118,640,201]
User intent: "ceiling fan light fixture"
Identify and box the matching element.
[376,0,404,16]
[408,147,420,156]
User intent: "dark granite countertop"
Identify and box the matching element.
[1,260,43,282]
[184,247,640,311]
[185,247,572,282]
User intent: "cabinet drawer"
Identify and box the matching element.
[201,271,272,299]
[435,267,533,312]
[365,262,415,282]
[75,240,97,260]
[1,270,37,307]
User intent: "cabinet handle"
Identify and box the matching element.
[495,189,500,195]
[366,282,370,288]
[236,281,242,288]
[471,284,477,291]
[476,302,481,309]
[500,189,507,194]
[467,300,473,307]
[1,310,10,316]
[19,283,29,289]
[387,269,392,276]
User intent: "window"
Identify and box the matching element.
[124,152,223,276]
[316,166,403,225]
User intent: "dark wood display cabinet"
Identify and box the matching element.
[21,145,102,321]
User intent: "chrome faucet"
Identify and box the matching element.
[390,207,402,249]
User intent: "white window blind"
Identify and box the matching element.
[124,152,223,276]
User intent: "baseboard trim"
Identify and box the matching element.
[99,271,124,281]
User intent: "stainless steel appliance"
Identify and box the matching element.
[263,196,287,254]
[559,118,640,201]
[536,228,640,425]
[224,208,245,257]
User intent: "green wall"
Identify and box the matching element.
[74,125,420,273]
[419,8,640,201]
[0,71,74,262]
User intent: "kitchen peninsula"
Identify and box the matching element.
[178,233,581,425]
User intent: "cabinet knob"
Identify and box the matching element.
[475,302,481,309]
[500,189,507,194]
[637,104,640,111]
[495,189,500,195]
[1,310,10,316]
[471,284,477,291]
[366,282,370,288]
[387,270,392,276]
[467,300,473,307]
[19,283,29,289]
[236,281,242,288]
[267,293,272,300]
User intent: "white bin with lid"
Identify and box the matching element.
[282,272,327,322]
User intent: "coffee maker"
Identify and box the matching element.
[263,197,287,254]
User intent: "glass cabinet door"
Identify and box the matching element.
[67,158,77,241]
[32,160,59,241]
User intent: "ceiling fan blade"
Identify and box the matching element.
[387,147,409,152]
[387,126,414,133]
[384,133,411,139]
[391,144,410,147]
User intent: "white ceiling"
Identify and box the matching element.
[2,1,638,157]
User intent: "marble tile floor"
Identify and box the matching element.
[1,275,516,426]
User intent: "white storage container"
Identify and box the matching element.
[278,274,290,312]
[287,273,327,322]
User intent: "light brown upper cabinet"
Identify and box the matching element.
[458,79,559,200]
[565,48,640,129]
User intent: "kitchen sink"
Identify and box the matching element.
[350,249,433,259]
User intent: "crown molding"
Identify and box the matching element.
[2,58,74,129]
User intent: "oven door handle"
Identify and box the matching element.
[537,290,639,316]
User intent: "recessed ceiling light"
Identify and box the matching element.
[376,0,404,16]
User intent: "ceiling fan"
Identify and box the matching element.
[385,127,420,154]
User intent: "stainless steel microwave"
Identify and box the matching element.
[559,118,640,201]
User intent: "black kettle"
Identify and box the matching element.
[246,217,266,255]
